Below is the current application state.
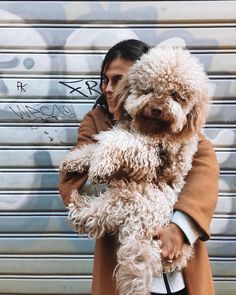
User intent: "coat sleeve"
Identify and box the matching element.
[174,134,219,241]
[58,111,100,206]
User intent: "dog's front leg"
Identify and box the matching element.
[88,144,122,183]
[89,128,144,183]
[68,192,112,238]
[68,190,94,234]
[59,143,96,174]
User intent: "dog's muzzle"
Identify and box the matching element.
[141,106,162,120]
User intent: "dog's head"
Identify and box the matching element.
[113,46,211,140]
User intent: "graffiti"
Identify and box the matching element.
[9,104,76,122]
[0,4,235,293]
[59,79,101,97]
[17,81,27,92]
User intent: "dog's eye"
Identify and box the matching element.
[171,91,182,102]
[141,88,152,95]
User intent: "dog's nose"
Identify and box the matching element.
[151,107,162,117]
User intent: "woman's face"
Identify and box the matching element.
[101,58,134,114]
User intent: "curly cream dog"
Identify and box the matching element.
[60,46,210,295]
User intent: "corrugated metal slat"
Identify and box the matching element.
[1,27,236,50]
[0,1,235,23]
[0,102,236,123]
[1,53,236,75]
[0,171,235,191]
[0,126,235,147]
[0,215,235,237]
[1,78,236,99]
[0,149,235,169]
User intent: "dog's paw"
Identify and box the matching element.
[60,158,89,174]
[59,144,96,174]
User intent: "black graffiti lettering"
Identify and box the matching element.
[39,105,58,121]
[59,79,101,97]
[62,105,76,118]
[59,80,88,97]
[86,80,101,95]
[9,105,31,120]
[17,81,27,92]
[25,105,45,120]
[54,104,75,119]
[9,104,76,122]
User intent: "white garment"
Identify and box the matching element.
[151,271,185,293]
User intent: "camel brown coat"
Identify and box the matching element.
[58,106,219,295]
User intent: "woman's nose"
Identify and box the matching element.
[105,81,114,93]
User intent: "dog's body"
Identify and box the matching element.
[60,46,210,295]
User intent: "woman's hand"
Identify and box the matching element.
[154,223,186,262]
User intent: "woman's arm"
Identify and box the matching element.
[174,134,219,240]
[155,134,219,261]
[58,108,111,206]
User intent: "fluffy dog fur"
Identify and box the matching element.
[60,46,210,295]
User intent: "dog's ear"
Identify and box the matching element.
[113,75,130,121]
[183,101,206,137]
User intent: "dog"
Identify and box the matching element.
[60,45,210,295]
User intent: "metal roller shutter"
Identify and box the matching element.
[0,1,235,294]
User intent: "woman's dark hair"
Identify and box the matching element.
[93,39,150,112]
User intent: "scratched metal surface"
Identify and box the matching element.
[0,126,235,147]
[0,1,235,294]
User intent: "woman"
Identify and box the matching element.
[58,39,219,295]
